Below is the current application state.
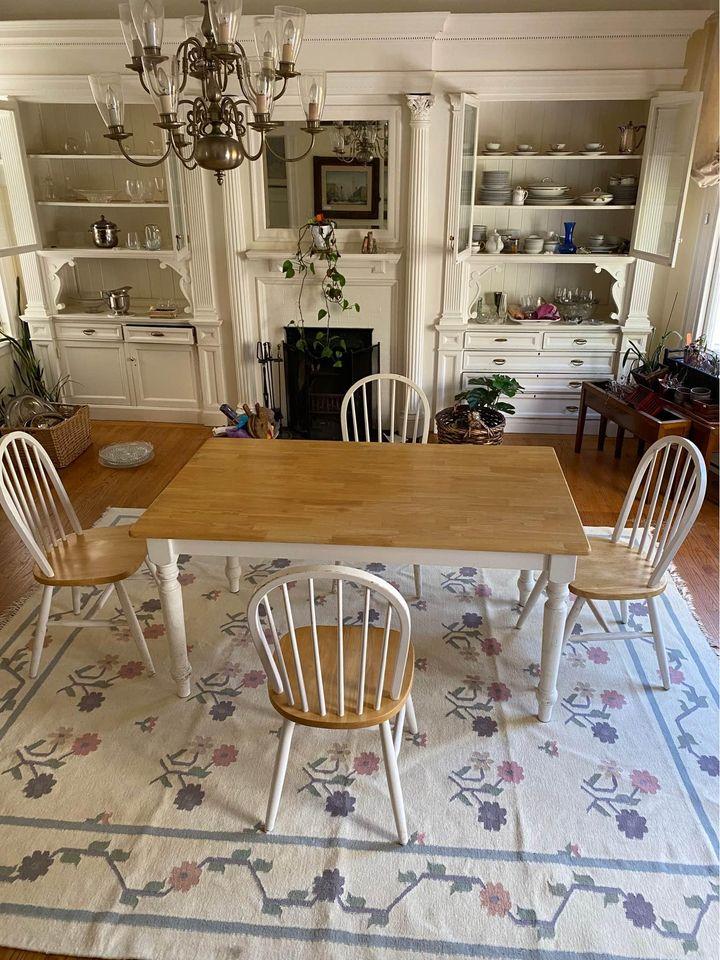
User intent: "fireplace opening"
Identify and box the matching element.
[283,326,380,440]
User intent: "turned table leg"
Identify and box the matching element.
[517,569,534,606]
[225,556,242,593]
[536,556,574,722]
[148,539,192,698]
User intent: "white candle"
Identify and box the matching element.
[217,20,232,43]
[281,41,293,62]
[308,101,319,121]
[159,93,172,114]
[256,93,269,114]
[262,51,274,72]
[106,89,122,126]
[143,20,160,48]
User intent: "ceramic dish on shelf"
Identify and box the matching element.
[526,197,576,205]
[481,150,509,156]
[578,188,614,205]
[580,151,607,157]
[546,150,573,156]
[74,189,116,203]
[513,150,539,156]
[527,178,570,196]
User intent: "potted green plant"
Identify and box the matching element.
[436,374,525,445]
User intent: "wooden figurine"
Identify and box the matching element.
[242,403,277,439]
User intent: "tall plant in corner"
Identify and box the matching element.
[281,214,360,367]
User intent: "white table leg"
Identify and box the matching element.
[225,556,242,594]
[148,539,192,698]
[517,569,534,605]
[536,555,575,723]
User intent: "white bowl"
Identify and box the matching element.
[585,143,603,151]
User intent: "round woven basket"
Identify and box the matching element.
[435,405,506,445]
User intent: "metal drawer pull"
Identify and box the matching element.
[568,381,582,387]
[573,338,588,345]
[493,358,506,365]
[82,328,96,335]
[494,337,508,342]
[566,405,579,412]
[150,331,165,337]
[570,359,584,366]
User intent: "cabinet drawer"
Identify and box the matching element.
[542,330,619,351]
[512,395,600,419]
[465,352,541,372]
[465,352,615,375]
[124,325,195,345]
[55,322,123,341]
[465,331,542,350]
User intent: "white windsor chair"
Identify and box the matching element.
[0,432,156,678]
[247,564,417,844]
[340,373,431,597]
[515,436,707,689]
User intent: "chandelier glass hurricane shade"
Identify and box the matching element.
[89,1,327,183]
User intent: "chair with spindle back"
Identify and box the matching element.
[340,374,431,599]
[247,564,416,844]
[0,432,156,678]
[515,436,707,689]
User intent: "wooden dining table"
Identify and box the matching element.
[130,439,589,722]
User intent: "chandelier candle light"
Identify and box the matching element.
[90,1,326,184]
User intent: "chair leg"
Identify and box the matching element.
[225,556,242,594]
[516,571,548,629]
[517,569,534,605]
[563,596,586,641]
[405,694,418,735]
[265,719,295,833]
[29,586,54,679]
[587,599,611,633]
[145,558,160,585]
[413,565,422,599]
[114,581,155,676]
[393,703,407,757]
[71,586,82,615]
[379,720,408,845]
[647,595,671,690]
[619,600,629,624]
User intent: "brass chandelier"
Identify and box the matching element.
[332,121,388,164]
[89,0,327,183]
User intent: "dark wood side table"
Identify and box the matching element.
[575,381,694,458]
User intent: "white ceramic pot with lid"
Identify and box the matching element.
[578,187,614,206]
[528,177,569,197]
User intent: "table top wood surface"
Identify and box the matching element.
[130,439,589,557]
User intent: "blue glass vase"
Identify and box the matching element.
[557,221,576,254]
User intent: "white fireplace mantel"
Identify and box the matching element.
[243,251,402,275]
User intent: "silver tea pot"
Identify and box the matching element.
[90,214,119,249]
[101,285,132,315]
[617,121,646,155]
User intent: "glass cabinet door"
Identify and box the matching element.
[631,92,702,269]
[0,101,40,258]
[166,154,187,252]
[455,95,479,262]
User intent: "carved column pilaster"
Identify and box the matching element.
[439,94,467,326]
[403,94,434,393]
[222,168,259,404]
[625,259,656,330]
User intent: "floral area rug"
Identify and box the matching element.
[0,509,717,960]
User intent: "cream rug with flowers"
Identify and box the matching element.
[0,508,717,960]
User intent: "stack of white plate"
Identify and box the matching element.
[477,170,511,206]
[526,177,573,206]
[608,182,638,205]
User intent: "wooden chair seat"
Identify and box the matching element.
[269,625,414,729]
[570,537,667,601]
[33,526,148,587]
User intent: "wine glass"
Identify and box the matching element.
[126,179,144,203]
[153,176,165,201]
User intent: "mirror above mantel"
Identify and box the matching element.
[248,105,402,246]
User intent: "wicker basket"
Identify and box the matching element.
[435,405,505,445]
[1,405,92,468]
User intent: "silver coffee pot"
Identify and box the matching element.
[617,121,646,155]
[90,214,119,249]
[101,286,132,315]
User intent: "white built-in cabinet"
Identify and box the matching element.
[438,90,702,433]
[0,98,225,424]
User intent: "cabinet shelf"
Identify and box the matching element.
[38,247,188,261]
[474,205,635,211]
[468,254,634,264]
[476,154,643,161]
[27,153,161,161]
[37,201,169,208]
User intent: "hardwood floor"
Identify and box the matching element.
[0,421,716,960]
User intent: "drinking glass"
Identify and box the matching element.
[153,176,165,201]
[126,178,144,203]
[126,231,140,249]
[144,224,162,250]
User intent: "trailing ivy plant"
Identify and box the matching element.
[281,214,360,367]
